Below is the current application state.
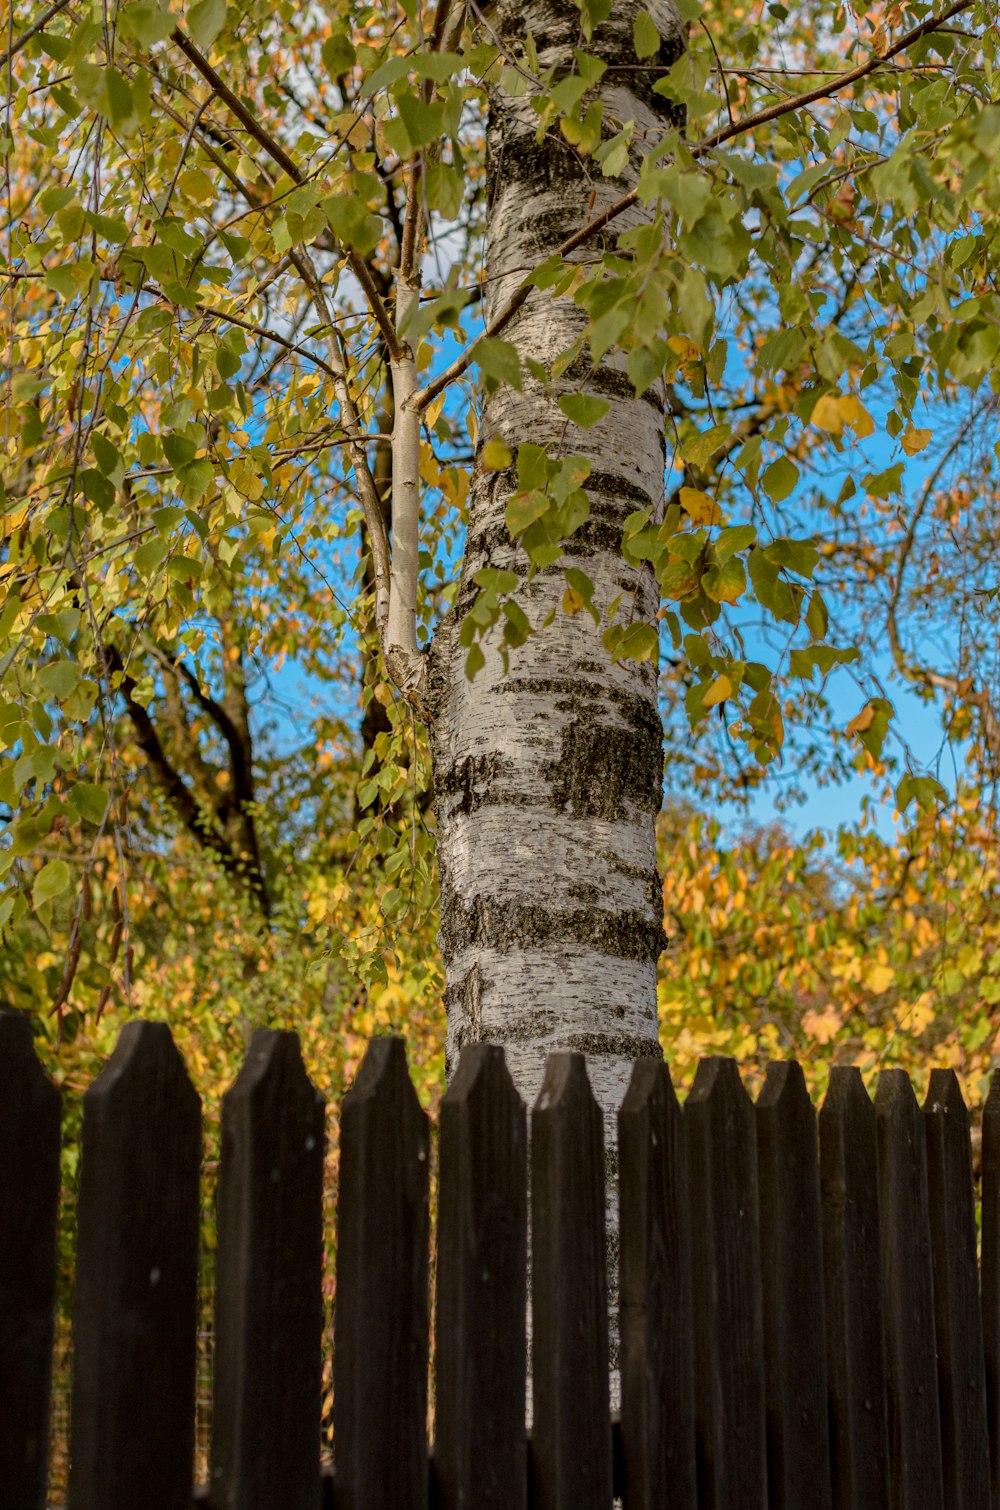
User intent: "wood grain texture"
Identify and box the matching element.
[531,1052,612,1510]
[333,1036,430,1510]
[756,1060,832,1510]
[875,1068,945,1510]
[0,1012,62,1510]
[685,1057,767,1510]
[68,1020,202,1510]
[434,1043,527,1510]
[819,1067,889,1510]
[924,1070,989,1510]
[211,1029,326,1510]
[618,1057,695,1510]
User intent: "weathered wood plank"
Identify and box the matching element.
[756,1060,832,1510]
[618,1058,695,1510]
[818,1067,889,1510]
[685,1057,766,1510]
[333,1036,429,1510]
[434,1043,527,1510]
[875,1068,945,1510]
[68,1020,202,1510]
[0,1012,62,1510]
[983,1071,1000,1510]
[924,1070,989,1510]
[211,1029,326,1510]
[531,1052,612,1510]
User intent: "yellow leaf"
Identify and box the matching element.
[811,393,845,434]
[901,426,932,456]
[812,392,875,438]
[702,674,732,708]
[481,438,512,471]
[668,335,699,362]
[562,587,584,615]
[425,391,446,429]
[839,394,875,437]
[846,703,875,735]
[802,1005,844,1045]
[679,487,721,525]
[865,962,895,995]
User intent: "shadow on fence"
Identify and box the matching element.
[1,1007,998,1509]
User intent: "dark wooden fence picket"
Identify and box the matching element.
[875,1068,945,1510]
[531,1052,612,1510]
[924,1070,990,1510]
[10,1022,1000,1510]
[67,1020,202,1510]
[210,1029,326,1510]
[618,1058,696,1510]
[434,1042,527,1510]
[818,1067,890,1510]
[0,1012,62,1510]
[982,1071,1000,1510]
[333,1036,430,1510]
[756,1060,832,1510]
[685,1057,767,1510]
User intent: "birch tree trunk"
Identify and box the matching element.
[430,1,685,1159]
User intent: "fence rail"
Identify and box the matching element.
[2,1008,998,1509]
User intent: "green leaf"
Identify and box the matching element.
[187,0,227,50]
[121,0,175,43]
[506,491,549,537]
[557,393,609,429]
[33,859,72,907]
[702,556,747,603]
[71,781,110,824]
[38,660,79,699]
[633,10,660,59]
[761,456,800,502]
[617,623,659,662]
[473,567,520,593]
[321,32,357,75]
[465,643,486,680]
[477,338,522,391]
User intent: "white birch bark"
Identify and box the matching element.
[428,0,685,1294]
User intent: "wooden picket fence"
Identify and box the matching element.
[3,1009,1000,1510]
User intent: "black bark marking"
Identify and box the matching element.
[438,881,664,965]
[544,715,663,821]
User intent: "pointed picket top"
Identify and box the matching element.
[532,1052,611,1510]
[618,1058,695,1510]
[83,1017,200,1118]
[334,1036,430,1510]
[756,1060,832,1510]
[224,1026,321,1109]
[436,1043,527,1510]
[69,1019,201,1510]
[687,1053,751,1113]
[875,1066,945,1510]
[0,1012,62,1510]
[924,1070,989,1510]
[342,1033,425,1128]
[211,1029,325,1510]
[534,1048,599,1117]
[821,1063,874,1127]
[620,1053,682,1123]
[757,1057,811,1118]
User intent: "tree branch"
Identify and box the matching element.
[410,0,976,414]
[170,25,403,360]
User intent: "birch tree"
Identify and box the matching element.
[3,0,999,1140]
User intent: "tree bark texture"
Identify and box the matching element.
[430,0,684,1126]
